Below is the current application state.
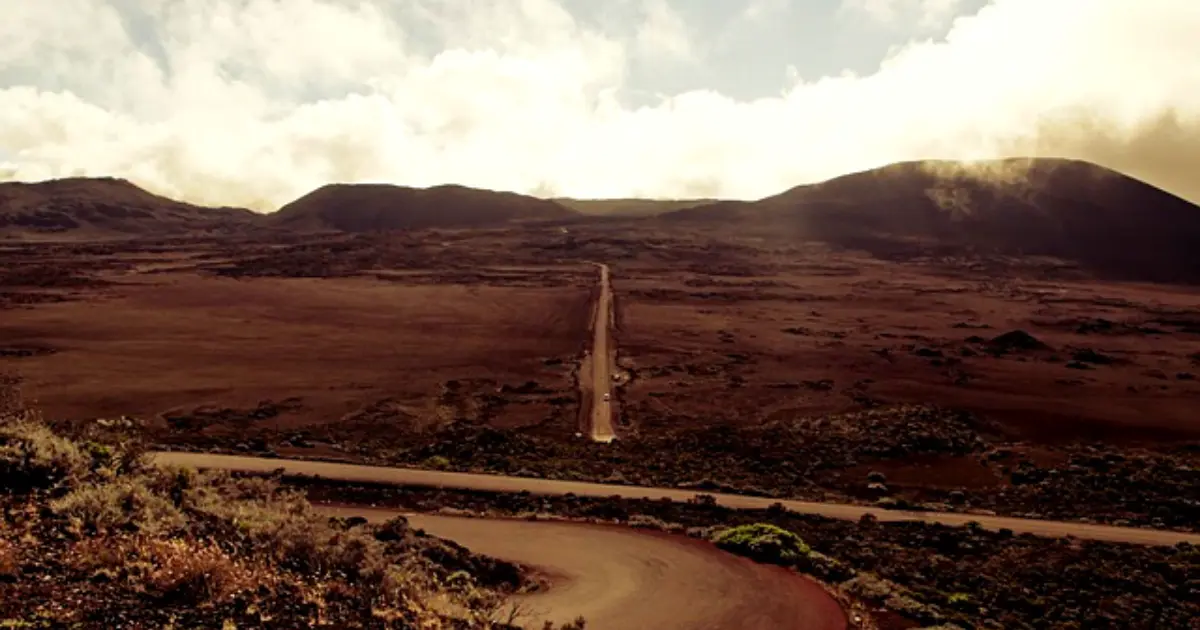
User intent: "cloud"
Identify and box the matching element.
[1,0,1199,210]
[635,0,694,62]
[841,0,966,30]
[741,0,789,23]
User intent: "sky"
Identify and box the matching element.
[1,0,1198,211]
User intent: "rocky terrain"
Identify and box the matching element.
[2,158,1198,525]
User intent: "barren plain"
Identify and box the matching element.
[3,224,1197,532]
[4,160,1200,629]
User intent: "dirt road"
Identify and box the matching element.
[318,507,846,630]
[579,263,615,442]
[152,452,1200,546]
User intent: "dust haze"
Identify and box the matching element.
[1,0,1198,210]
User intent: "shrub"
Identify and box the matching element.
[422,455,452,470]
[51,478,186,536]
[842,573,895,601]
[711,523,810,565]
[0,421,91,493]
[137,538,267,604]
[69,537,270,605]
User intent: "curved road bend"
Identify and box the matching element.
[319,506,846,630]
[151,452,1200,547]
[581,262,615,442]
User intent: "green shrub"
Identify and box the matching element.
[711,523,810,565]
[422,455,452,470]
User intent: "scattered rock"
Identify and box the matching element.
[1071,348,1116,365]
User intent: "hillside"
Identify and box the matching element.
[0,177,256,239]
[271,183,577,232]
[554,197,717,217]
[661,158,1200,283]
[0,387,583,628]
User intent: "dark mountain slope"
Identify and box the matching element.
[0,177,255,239]
[270,183,576,232]
[662,158,1200,283]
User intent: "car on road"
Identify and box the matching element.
[603,393,610,401]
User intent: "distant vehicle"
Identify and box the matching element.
[603,393,611,401]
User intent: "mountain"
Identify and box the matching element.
[661,158,1200,283]
[553,198,718,218]
[270,183,577,232]
[0,177,256,239]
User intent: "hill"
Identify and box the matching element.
[662,158,1200,283]
[271,183,577,232]
[554,197,717,218]
[0,177,256,239]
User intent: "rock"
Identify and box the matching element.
[867,482,891,496]
[373,516,411,542]
[1071,348,1115,365]
[988,330,1048,352]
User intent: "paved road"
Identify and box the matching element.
[152,452,1200,546]
[583,263,615,442]
[318,507,846,630]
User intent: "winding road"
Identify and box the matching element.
[319,507,846,630]
[579,262,616,442]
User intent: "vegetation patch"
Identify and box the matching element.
[0,390,585,629]
[711,523,811,565]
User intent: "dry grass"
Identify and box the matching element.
[0,538,17,582]
[0,385,586,628]
[68,536,274,605]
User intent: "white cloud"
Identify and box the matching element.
[1,0,1199,210]
[841,0,965,30]
[741,0,789,23]
[635,0,694,62]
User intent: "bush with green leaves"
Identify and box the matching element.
[711,523,811,566]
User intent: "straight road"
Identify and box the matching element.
[152,452,1200,547]
[319,507,846,630]
[581,263,615,442]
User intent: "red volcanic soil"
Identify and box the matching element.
[0,177,255,239]
[0,268,592,439]
[270,183,577,232]
[614,248,1200,446]
[661,158,1200,284]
